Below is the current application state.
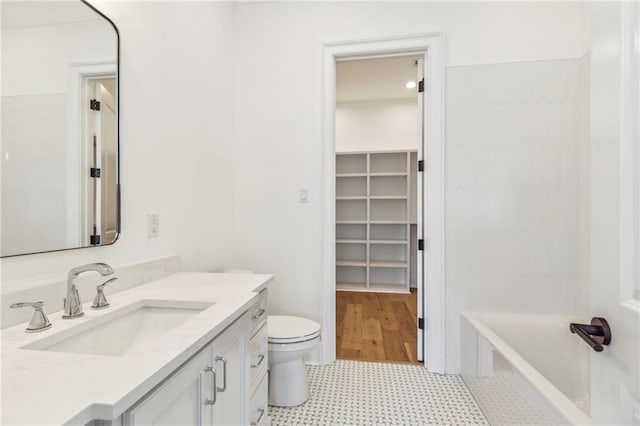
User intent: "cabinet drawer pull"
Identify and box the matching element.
[251,354,265,368]
[252,309,266,320]
[204,366,217,405]
[250,408,265,425]
[215,355,227,392]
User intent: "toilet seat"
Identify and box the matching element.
[269,331,321,345]
[268,315,321,344]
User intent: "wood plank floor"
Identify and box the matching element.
[336,289,420,364]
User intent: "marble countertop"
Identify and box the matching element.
[1,272,273,425]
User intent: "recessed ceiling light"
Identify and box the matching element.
[405,81,416,89]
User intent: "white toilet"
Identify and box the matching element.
[268,315,321,407]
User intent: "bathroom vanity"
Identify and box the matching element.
[0,272,271,425]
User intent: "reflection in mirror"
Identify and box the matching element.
[1,1,119,257]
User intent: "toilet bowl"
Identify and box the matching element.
[268,315,321,407]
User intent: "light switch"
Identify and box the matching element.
[147,214,159,238]
[299,189,309,203]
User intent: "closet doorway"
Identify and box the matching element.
[334,56,424,364]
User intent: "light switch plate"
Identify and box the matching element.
[147,214,159,238]
[300,189,309,203]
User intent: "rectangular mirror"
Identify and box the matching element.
[1,0,120,257]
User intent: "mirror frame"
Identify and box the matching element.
[1,0,121,258]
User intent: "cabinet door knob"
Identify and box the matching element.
[204,366,217,405]
[252,309,266,320]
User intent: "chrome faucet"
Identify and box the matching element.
[63,263,115,319]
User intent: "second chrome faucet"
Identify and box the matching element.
[63,263,115,319]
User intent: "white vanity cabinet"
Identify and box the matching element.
[123,313,249,426]
[2,273,275,426]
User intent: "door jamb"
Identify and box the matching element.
[321,33,446,373]
[619,1,640,310]
[67,61,117,247]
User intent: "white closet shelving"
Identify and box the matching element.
[336,150,417,294]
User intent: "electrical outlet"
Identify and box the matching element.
[147,214,159,238]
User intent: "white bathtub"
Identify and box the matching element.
[461,312,592,425]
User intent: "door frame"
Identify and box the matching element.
[321,33,445,373]
[67,61,117,247]
[619,0,640,310]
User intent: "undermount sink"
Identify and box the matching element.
[24,300,213,356]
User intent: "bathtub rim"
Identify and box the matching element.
[462,312,592,425]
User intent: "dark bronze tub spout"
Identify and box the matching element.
[569,317,611,352]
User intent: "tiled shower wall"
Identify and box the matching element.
[445,56,590,370]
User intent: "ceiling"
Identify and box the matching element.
[336,55,421,103]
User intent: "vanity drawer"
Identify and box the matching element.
[248,373,268,426]
[249,322,268,388]
[250,289,268,335]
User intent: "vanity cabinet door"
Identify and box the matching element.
[122,312,250,426]
[211,315,248,425]
[123,346,214,425]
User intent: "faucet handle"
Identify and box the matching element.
[10,301,44,309]
[91,277,117,309]
[10,301,52,333]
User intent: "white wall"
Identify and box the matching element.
[231,1,591,371]
[336,99,417,152]
[1,2,236,294]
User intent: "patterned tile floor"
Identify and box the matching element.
[269,360,488,425]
